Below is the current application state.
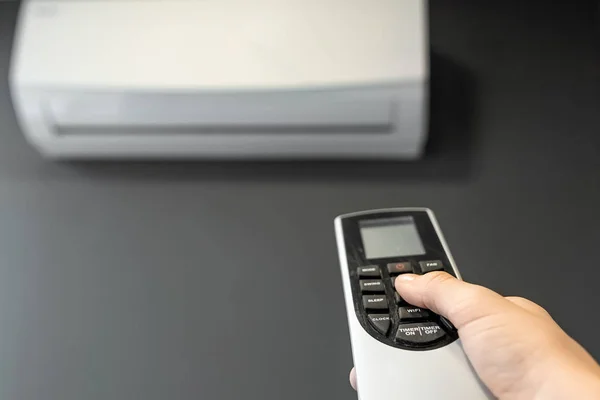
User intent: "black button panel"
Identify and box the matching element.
[354,258,457,350]
[342,209,459,351]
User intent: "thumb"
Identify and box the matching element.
[394,271,514,329]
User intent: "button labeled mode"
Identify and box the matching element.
[357,266,381,278]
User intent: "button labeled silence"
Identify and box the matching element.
[357,266,381,278]
[419,260,444,273]
[398,306,430,321]
[395,322,446,344]
[387,262,414,275]
[368,314,391,335]
[360,280,385,293]
[362,295,389,310]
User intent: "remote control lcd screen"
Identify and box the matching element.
[359,216,426,259]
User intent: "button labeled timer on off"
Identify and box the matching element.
[395,322,446,344]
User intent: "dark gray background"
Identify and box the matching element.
[1,1,599,399]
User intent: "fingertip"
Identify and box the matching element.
[401,271,507,327]
[394,273,418,291]
[395,271,462,317]
[397,273,418,282]
[349,368,357,390]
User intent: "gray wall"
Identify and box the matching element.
[1,1,600,400]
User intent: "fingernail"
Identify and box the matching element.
[396,274,417,282]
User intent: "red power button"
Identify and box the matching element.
[387,262,414,274]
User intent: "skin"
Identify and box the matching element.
[349,272,600,400]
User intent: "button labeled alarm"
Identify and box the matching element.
[395,322,446,344]
[357,266,381,278]
[419,260,444,273]
[387,262,413,275]
[362,295,389,310]
[398,306,430,321]
[360,280,385,293]
[368,314,391,335]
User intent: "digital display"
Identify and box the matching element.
[359,216,426,259]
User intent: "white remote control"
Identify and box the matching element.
[335,208,493,399]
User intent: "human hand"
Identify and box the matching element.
[349,272,600,399]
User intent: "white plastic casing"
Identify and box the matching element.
[335,208,493,399]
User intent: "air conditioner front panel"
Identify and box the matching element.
[46,90,395,133]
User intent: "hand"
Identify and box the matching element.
[349,272,600,399]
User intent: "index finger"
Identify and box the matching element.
[394,272,515,329]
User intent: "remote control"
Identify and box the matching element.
[335,208,493,399]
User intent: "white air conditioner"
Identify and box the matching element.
[10,0,428,159]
